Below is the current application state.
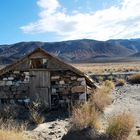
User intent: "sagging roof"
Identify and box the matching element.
[0,48,96,88]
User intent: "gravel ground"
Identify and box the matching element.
[104,84,140,125]
[26,119,69,140]
[103,84,140,139]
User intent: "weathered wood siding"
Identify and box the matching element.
[29,70,51,108]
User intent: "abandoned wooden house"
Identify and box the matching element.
[0,48,95,109]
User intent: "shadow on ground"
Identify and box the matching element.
[62,127,109,140]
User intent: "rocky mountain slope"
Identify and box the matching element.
[0,39,140,64]
[129,52,140,58]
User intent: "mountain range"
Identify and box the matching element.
[0,39,140,64]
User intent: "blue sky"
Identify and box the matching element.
[0,0,140,44]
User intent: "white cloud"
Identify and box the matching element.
[20,0,140,40]
[37,0,60,14]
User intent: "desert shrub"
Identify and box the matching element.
[98,76,104,82]
[103,80,115,91]
[71,102,100,130]
[91,86,113,112]
[128,73,140,84]
[106,113,134,140]
[108,75,113,81]
[29,101,45,125]
[116,79,126,86]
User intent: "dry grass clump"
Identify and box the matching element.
[0,119,33,140]
[0,130,33,140]
[116,79,126,86]
[91,86,113,112]
[103,80,115,91]
[70,81,114,133]
[90,81,114,112]
[128,73,140,84]
[106,113,134,140]
[0,119,27,131]
[71,103,100,130]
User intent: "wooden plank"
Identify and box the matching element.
[36,88,50,107]
[29,70,51,108]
